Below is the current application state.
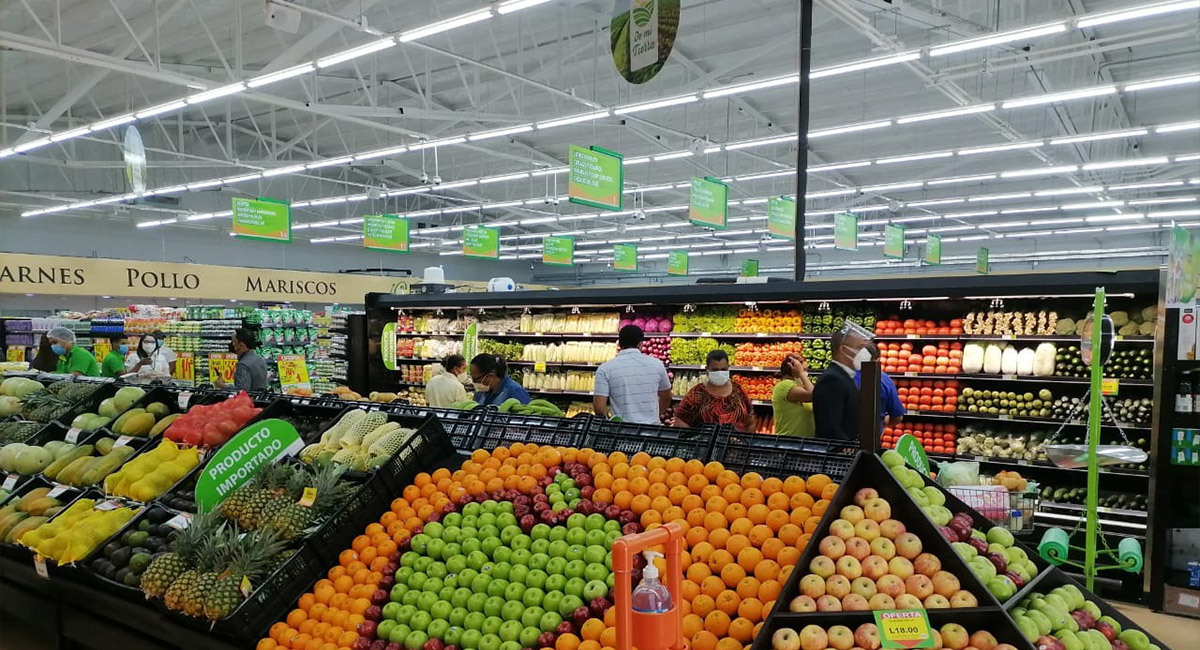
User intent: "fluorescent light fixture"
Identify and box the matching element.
[809,120,891,138]
[988,221,1030,228]
[1081,156,1169,170]
[703,74,800,98]
[652,151,693,161]
[1106,224,1163,232]
[958,141,1043,156]
[1125,73,1200,92]
[943,210,999,219]
[725,134,796,151]
[49,126,93,142]
[1148,209,1200,218]
[497,0,555,14]
[737,170,793,181]
[1032,217,1085,225]
[623,156,650,166]
[968,192,1033,202]
[1109,180,1184,190]
[613,94,699,115]
[355,146,408,161]
[399,9,492,42]
[848,204,890,213]
[1086,214,1142,223]
[437,180,477,189]
[897,104,995,124]
[1003,207,1062,215]
[1176,154,1200,162]
[810,52,920,79]
[309,220,341,228]
[91,114,137,130]
[908,198,965,207]
[261,164,307,177]
[1077,1,1200,28]
[1061,200,1127,209]
[186,82,246,104]
[480,172,531,184]
[928,225,977,233]
[156,184,189,194]
[467,124,534,141]
[135,100,187,119]
[876,151,954,165]
[246,63,314,88]
[809,161,871,172]
[409,137,466,150]
[519,217,557,225]
[862,181,924,193]
[1035,186,1102,196]
[930,23,1068,57]
[186,179,224,190]
[224,173,262,184]
[1127,197,1197,206]
[1158,120,1200,133]
[306,155,355,169]
[928,174,997,186]
[808,188,857,199]
[1050,128,1148,145]
[536,110,610,129]
[1002,85,1115,109]
[1001,165,1079,178]
[316,38,396,68]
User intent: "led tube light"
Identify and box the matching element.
[467,124,534,141]
[399,10,492,42]
[613,94,699,115]
[1002,85,1116,108]
[49,126,93,142]
[186,83,247,104]
[897,104,995,124]
[246,64,314,88]
[135,101,187,119]
[1051,129,1149,145]
[703,74,799,98]
[810,52,920,79]
[958,141,1043,156]
[1077,1,1200,28]
[316,38,396,68]
[1001,165,1079,178]
[536,111,610,129]
[1082,156,1169,170]
[1125,73,1200,92]
[930,23,1068,56]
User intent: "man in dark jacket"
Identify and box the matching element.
[813,323,873,442]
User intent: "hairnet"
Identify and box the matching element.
[47,327,76,344]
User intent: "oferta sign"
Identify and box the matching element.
[667,250,688,276]
[767,196,796,240]
[543,236,575,266]
[568,146,623,211]
[834,213,858,251]
[463,226,500,259]
[884,224,905,260]
[924,234,942,265]
[232,197,291,242]
[363,214,410,253]
[611,0,681,85]
[614,243,638,272]
[195,419,304,511]
[689,177,728,229]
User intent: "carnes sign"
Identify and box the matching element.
[0,253,401,303]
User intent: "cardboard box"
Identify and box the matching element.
[1164,585,1200,617]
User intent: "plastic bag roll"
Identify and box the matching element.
[1038,527,1070,565]
[1118,537,1143,573]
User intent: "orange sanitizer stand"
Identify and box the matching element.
[611,521,685,650]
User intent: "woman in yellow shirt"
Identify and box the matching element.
[772,354,815,437]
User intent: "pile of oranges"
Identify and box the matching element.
[258,444,838,650]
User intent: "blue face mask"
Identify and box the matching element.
[51,344,66,356]
[118,344,129,354]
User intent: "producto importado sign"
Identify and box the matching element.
[0,253,403,303]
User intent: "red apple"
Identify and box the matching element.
[968,631,998,650]
[841,593,870,611]
[913,552,942,576]
[854,624,882,650]
[941,624,969,650]
[819,536,847,560]
[810,556,836,578]
[949,590,978,608]
[923,594,951,609]
[829,519,857,540]
[904,574,934,599]
[878,519,906,540]
[827,625,855,650]
[845,537,872,561]
[861,555,889,580]
[894,594,923,609]
[835,555,862,580]
[799,625,828,650]
[840,505,865,524]
[893,532,923,560]
[854,488,879,507]
[800,574,826,599]
[869,537,896,560]
[826,575,852,599]
[788,595,817,612]
[854,519,881,541]
[887,557,914,580]
[868,593,896,611]
[849,576,877,599]
[876,574,906,598]
[815,594,843,612]
[930,571,960,598]
[863,499,892,523]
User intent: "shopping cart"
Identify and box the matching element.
[946,484,1039,533]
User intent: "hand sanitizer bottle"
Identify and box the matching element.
[631,551,672,613]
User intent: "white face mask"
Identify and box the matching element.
[708,370,730,386]
[473,381,491,392]
[851,346,872,370]
[458,372,471,384]
[142,340,156,353]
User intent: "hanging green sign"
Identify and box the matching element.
[613,243,638,272]
[834,213,858,251]
[194,419,304,511]
[611,0,681,85]
[568,146,623,211]
[381,322,397,371]
[689,177,728,229]
[740,259,759,277]
[884,224,906,260]
[232,197,291,242]
[363,214,410,253]
[977,247,990,274]
[463,323,478,362]
[767,196,796,240]
[924,234,942,265]
[542,236,575,266]
[667,250,689,276]
[464,226,500,259]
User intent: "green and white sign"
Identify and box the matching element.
[689,177,728,229]
[894,433,931,477]
[195,419,304,511]
[614,243,638,272]
[667,250,689,276]
[834,213,858,251]
[463,226,500,259]
[463,323,478,362]
[767,196,796,240]
[884,224,906,260]
[568,146,623,211]
[873,609,935,649]
[924,234,942,265]
[542,236,575,266]
[232,197,291,242]
[976,247,990,274]
[363,214,409,253]
[740,259,759,277]
[611,0,681,85]
[381,323,397,371]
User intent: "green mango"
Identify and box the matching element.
[1056,630,1084,650]
[1013,614,1040,642]
[1026,609,1054,636]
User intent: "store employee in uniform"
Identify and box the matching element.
[812,322,872,441]
[470,354,531,407]
[47,327,100,377]
[100,334,129,378]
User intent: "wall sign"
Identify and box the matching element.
[924,234,942,265]
[976,248,990,275]
[834,213,858,251]
[568,146,623,211]
[543,236,576,266]
[611,0,681,85]
[232,197,291,242]
[463,226,501,259]
[767,196,796,240]
[613,244,638,272]
[884,224,906,260]
[689,177,728,229]
[667,250,688,276]
[363,214,410,253]
[740,259,759,278]
[277,355,311,392]
[194,419,304,511]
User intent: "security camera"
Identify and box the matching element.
[367,186,381,200]
[888,199,902,212]
[636,210,647,221]
[419,172,430,184]
[432,175,442,186]
[543,195,554,205]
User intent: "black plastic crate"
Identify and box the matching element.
[6,488,141,580]
[382,404,485,452]
[712,432,856,480]
[0,476,91,559]
[259,398,351,444]
[473,409,590,451]
[584,417,719,461]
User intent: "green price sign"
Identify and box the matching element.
[893,434,931,477]
[667,250,689,276]
[834,213,858,251]
[767,196,796,240]
[568,146,623,211]
[873,609,935,649]
[381,322,397,371]
[740,259,759,277]
[195,419,304,511]
[924,234,942,265]
[232,197,291,242]
[884,224,906,260]
[542,236,575,266]
[613,243,638,272]
[462,323,478,363]
[464,226,500,259]
[363,214,409,253]
[689,177,728,229]
[977,247,990,274]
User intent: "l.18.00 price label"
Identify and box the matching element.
[874,610,934,649]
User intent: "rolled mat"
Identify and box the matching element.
[1038,527,1070,565]
[1118,537,1143,573]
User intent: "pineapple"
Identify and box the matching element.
[255,467,308,529]
[202,530,287,620]
[221,463,286,527]
[263,462,355,540]
[141,510,219,599]
[180,533,229,616]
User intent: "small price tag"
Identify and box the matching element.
[1101,378,1120,396]
[298,487,318,508]
[165,514,193,531]
[114,436,134,448]
[906,334,919,339]
[580,333,591,337]
[33,555,49,579]
[496,331,507,336]
[755,333,767,338]
[999,414,1012,421]
[1002,334,1015,340]
[64,428,82,444]
[47,485,69,498]
[534,361,547,373]
[904,372,918,378]
[178,391,193,409]
[1017,459,1030,466]
[751,366,763,371]
[874,609,934,649]
[1114,335,1124,341]
[534,332,544,337]
[2,474,18,490]
[700,332,712,337]
[94,500,121,511]
[240,575,253,597]
[1002,374,1016,380]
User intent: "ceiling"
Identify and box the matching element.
[1,0,1198,283]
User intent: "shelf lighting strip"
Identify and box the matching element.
[4,0,1196,160]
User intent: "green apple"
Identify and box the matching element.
[1057,630,1084,650]
[522,587,545,608]
[444,543,463,561]
[510,549,532,566]
[922,486,946,506]
[544,574,568,593]
[449,607,468,627]
[504,582,526,603]
[907,488,930,507]
[526,569,548,590]
[1118,629,1151,650]
[511,534,532,551]
[531,539,551,555]
[1011,614,1038,642]
[411,534,430,554]
[548,526,568,542]
[881,449,904,468]
[445,626,465,647]
[584,563,609,583]
[471,573,493,594]
[410,611,432,632]
[565,528,587,546]
[462,502,481,517]
[585,514,606,531]
[480,525,501,541]
[567,513,586,529]
[564,577,586,597]
[467,550,490,571]
[401,590,421,607]
[466,592,488,613]
[531,523,552,540]
[529,553,550,571]
[405,630,428,650]
[519,626,542,647]
[499,620,523,643]
[461,629,483,650]
[431,600,453,621]
[538,611,562,632]
[443,512,462,527]
[541,591,564,616]
[1024,609,1052,636]
[390,625,411,646]
[458,568,479,586]
[478,512,497,527]
[548,540,570,558]
[483,596,506,617]
[378,620,397,641]
[464,611,486,630]
[583,580,608,601]
[487,578,510,598]
[952,542,977,560]
[558,594,584,618]
[545,557,568,576]
[427,563,448,579]
[606,573,615,590]
[481,616,503,636]
[383,602,402,620]
[391,584,410,603]
[497,512,517,528]
[492,546,514,565]
[583,546,607,565]
[606,530,621,546]
[584,530,608,548]
[520,606,545,628]
[422,577,445,595]
[986,526,1015,548]
[491,561,512,581]
[479,634,502,650]
[461,537,482,555]
[425,522,445,538]
[443,527,462,544]
[509,564,530,585]
[500,526,522,546]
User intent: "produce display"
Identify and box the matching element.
[218,461,355,540]
[104,439,202,501]
[963,311,1059,336]
[0,420,43,445]
[19,379,103,423]
[401,338,463,361]
[673,306,738,333]
[672,372,705,398]
[522,312,620,335]
[733,309,801,333]
[670,337,735,366]
[874,318,963,336]
[1053,346,1152,380]
[1048,396,1152,427]
[894,379,959,414]
[67,385,147,432]
[769,622,1014,650]
[638,336,671,366]
[520,342,616,365]
[961,342,1056,376]
[879,422,957,455]
[954,427,1050,462]
[1011,582,1163,650]
[0,376,45,416]
[163,391,264,447]
[496,398,565,417]
[0,486,74,544]
[801,309,875,335]
[479,339,526,361]
[89,507,184,587]
[802,338,831,371]
[522,371,596,393]
[399,388,429,407]
[734,375,776,402]
[960,387,1054,418]
[1038,486,1147,511]
[733,341,804,368]
[619,312,674,334]
[299,409,415,471]
[37,437,137,486]
[19,497,139,564]
[879,342,964,375]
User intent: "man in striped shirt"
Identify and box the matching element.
[593,325,672,424]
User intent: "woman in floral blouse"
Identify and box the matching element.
[673,349,755,431]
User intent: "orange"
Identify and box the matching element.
[745,504,770,525]
[715,470,739,489]
[759,579,782,603]
[754,560,781,582]
[822,482,839,500]
[686,525,709,547]
[705,496,729,514]
[647,468,668,485]
[765,510,789,532]
[613,491,633,510]
[258,640,278,650]
[287,609,308,628]
[682,579,701,602]
[724,534,751,558]
[700,484,722,503]
[611,462,630,479]
[662,506,685,523]
[704,610,731,637]
[720,563,746,588]
[338,550,359,567]
[702,461,724,482]
[650,496,672,513]
[700,576,726,599]
[708,549,734,573]
[627,465,648,481]
[729,517,753,537]
[691,594,717,618]
[740,488,764,509]
[631,452,651,467]
[702,511,727,531]
[761,477,783,496]
[721,483,743,504]
[668,484,691,505]
[641,509,662,527]
[777,546,801,567]
[581,619,605,642]
[593,472,614,489]
[788,507,812,528]
[723,503,747,523]
[760,537,785,560]
[714,590,741,616]
[692,631,719,650]
[737,547,763,572]
[812,499,829,517]
[298,594,316,612]
[683,613,705,639]
[691,541,715,564]
[580,641,601,650]
[333,575,354,594]
[630,494,652,514]
[777,523,802,546]
[729,617,756,643]
[748,524,773,546]
[290,633,312,650]
[687,474,709,494]
[629,477,650,495]
[805,474,831,498]
[707,528,731,550]
[735,576,761,600]
[790,491,815,510]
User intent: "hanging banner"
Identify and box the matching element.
[381,323,397,371]
[614,244,638,272]
[568,146,623,211]
[463,226,500,259]
[611,0,681,85]
[543,236,576,266]
[363,214,410,253]
[834,213,858,251]
[766,196,796,240]
[232,197,291,242]
[173,352,195,386]
[463,323,478,362]
[740,259,759,278]
[194,419,304,511]
[884,224,906,260]
[1167,226,1197,307]
[924,234,942,265]
[667,250,689,276]
[689,177,728,229]
[976,248,990,275]
[208,353,238,384]
[277,355,311,393]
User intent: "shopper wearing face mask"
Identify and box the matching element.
[854,343,905,426]
[674,350,754,431]
[470,354,531,407]
[100,334,130,378]
[773,353,816,437]
[47,327,100,377]
[812,322,873,441]
[216,328,268,391]
[125,333,171,376]
[425,354,470,408]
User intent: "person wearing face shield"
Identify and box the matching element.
[125,333,171,376]
[47,327,100,377]
[854,343,905,426]
[812,322,873,441]
[426,354,469,408]
[470,353,531,407]
[673,349,755,431]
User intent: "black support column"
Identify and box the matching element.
[794,0,814,281]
